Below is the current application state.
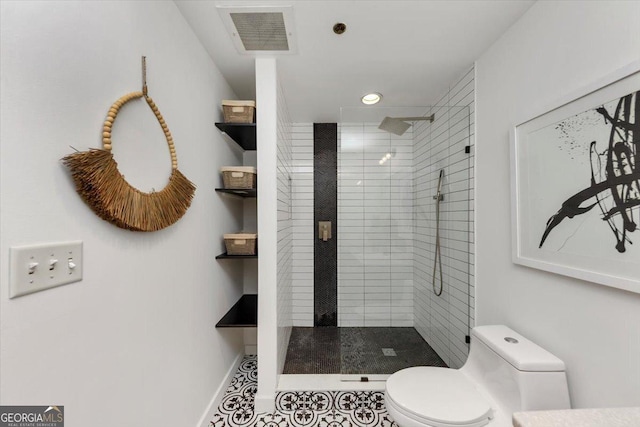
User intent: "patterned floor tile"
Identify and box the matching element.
[210,355,399,427]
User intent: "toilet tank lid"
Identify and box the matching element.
[472,325,566,372]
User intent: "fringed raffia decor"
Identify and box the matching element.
[63,83,195,231]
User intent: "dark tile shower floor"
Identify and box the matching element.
[283,327,447,375]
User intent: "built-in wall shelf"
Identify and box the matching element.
[216,252,258,259]
[215,188,257,198]
[213,117,257,330]
[216,294,258,328]
[215,123,256,150]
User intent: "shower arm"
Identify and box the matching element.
[393,115,434,122]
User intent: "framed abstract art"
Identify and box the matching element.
[511,61,640,293]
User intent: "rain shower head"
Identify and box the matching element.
[378,115,435,136]
[378,117,411,136]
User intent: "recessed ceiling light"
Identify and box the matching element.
[361,93,382,105]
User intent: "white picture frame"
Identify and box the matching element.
[511,61,640,293]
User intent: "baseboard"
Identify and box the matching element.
[196,353,243,427]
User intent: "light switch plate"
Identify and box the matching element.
[9,241,83,299]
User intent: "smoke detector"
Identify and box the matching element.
[218,5,297,54]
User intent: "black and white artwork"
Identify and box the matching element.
[539,90,639,253]
[512,64,640,292]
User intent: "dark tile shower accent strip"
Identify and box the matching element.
[314,123,338,326]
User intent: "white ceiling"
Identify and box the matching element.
[175,0,535,122]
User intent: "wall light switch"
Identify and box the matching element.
[9,241,83,299]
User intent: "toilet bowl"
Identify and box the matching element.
[384,325,571,427]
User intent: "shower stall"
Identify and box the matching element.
[284,103,473,377]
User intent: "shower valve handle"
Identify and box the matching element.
[318,221,332,241]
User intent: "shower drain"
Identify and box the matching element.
[381,348,397,357]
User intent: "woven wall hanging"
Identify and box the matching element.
[63,57,196,232]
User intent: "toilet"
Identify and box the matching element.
[385,325,571,427]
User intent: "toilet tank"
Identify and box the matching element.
[461,325,571,413]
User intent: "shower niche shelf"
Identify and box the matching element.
[215,122,256,150]
[216,294,257,328]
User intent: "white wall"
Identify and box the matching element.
[414,67,475,369]
[475,1,640,407]
[0,1,246,426]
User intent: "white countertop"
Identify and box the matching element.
[513,407,640,427]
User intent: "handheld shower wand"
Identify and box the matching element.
[432,169,444,296]
[434,169,444,201]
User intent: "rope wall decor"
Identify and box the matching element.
[62,57,196,231]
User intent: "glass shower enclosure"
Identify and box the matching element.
[337,106,472,377]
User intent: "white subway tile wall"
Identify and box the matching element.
[277,81,293,372]
[338,124,415,327]
[413,67,475,368]
[291,124,314,326]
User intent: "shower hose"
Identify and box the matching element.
[433,170,444,296]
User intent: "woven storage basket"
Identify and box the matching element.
[222,100,255,123]
[224,233,257,255]
[221,166,256,189]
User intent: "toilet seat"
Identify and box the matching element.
[385,367,493,427]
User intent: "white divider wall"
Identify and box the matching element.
[255,57,278,412]
[255,57,293,411]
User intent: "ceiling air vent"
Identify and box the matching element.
[218,6,297,54]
